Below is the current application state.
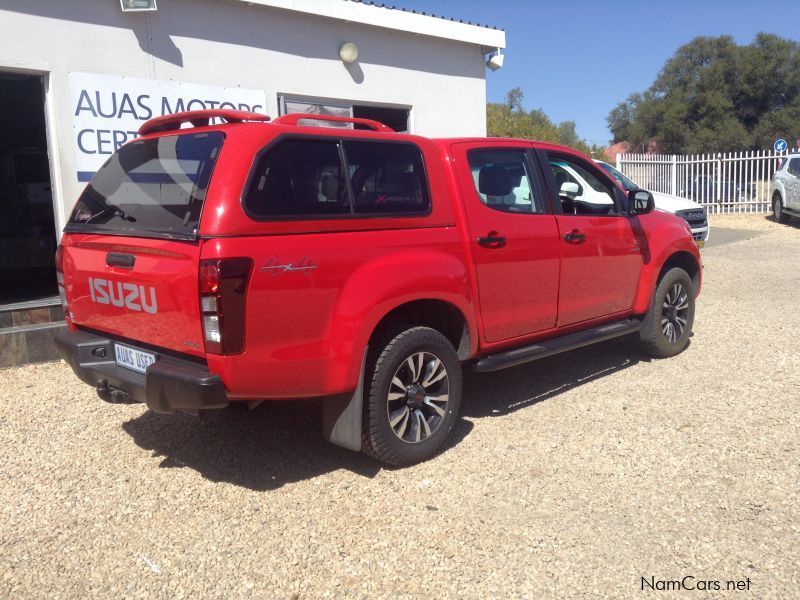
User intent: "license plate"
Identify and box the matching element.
[114,343,156,374]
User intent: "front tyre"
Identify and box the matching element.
[774,194,790,224]
[362,326,462,466]
[638,268,695,358]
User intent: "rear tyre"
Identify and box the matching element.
[637,267,695,358]
[774,194,790,224]
[361,326,462,466]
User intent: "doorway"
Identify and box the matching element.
[0,72,57,305]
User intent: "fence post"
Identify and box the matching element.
[616,152,622,172]
[670,155,677,196]
[716,153,722,205]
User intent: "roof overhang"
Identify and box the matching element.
[232,0,506,51]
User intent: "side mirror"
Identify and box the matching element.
[560,181,580,197]
[629,189,655,215]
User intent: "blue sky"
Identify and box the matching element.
[396,0,800,146]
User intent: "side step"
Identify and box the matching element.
[473,318,642,373]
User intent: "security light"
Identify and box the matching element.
[120,0,157,11]
[339,42,359,64]
[486,49,504,71]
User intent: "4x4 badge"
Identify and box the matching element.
[260,257,318,276]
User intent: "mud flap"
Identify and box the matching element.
[322,348,367,452]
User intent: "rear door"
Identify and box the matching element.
[454,143,560,343]
[60,131,225,357]
[538,150,645,327]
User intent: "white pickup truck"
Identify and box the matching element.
[593,161,710,246]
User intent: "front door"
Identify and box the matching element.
[539,151,645,327]
[454,143,560,343]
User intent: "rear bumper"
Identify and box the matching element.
[54,330,228,414]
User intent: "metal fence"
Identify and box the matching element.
[616,149,798,214]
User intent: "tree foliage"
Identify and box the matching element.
[608,33,800,153]
[487,88,608,159]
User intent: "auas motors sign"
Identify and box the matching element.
[69,72,267,182]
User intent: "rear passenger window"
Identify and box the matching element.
[343,141,430,214]
[244,138,430,219]
[244,139,349,218]
[467,150,544,214]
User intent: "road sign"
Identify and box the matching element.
[774,138,788,152]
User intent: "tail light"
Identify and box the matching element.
[55,245,67,312]
[199,257,253,354]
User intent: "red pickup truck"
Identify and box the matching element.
[55,110,701,466]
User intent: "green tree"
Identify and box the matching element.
[607,33,800,153]
[487,89,608,159]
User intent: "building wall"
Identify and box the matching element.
[0,0,487,232]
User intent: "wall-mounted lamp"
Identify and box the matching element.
[120,0,157,12]
[339,42,359,64]
[486,49,504,71]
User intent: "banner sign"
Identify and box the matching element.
[69,72,267,181]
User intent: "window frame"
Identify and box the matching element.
[535,149,630,217]
[241,134,432,222]
[465,147,553,216]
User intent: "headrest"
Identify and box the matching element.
[479,165,512,196]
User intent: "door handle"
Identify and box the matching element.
[562,229,586,244]
[477,232,506,249]
[106,252,135,268]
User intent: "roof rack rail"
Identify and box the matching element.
[138,110,270,136]
[272,113,394,132]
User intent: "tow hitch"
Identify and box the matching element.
[96,380,137,405]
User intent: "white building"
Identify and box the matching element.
[0,0,505,309]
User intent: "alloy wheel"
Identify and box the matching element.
[661,282,690,343]
[386,352,449,444]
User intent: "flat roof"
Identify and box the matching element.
[233,0,506,50]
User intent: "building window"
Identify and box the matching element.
[278,95,410,133]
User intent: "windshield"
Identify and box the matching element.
[67,132,224,239]
[596,161,639,191]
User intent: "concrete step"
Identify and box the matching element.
[0,320,66,368]
[0,296,64,329]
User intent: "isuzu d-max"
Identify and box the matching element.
[55,110,701,466]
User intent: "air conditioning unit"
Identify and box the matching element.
[120,0,157,11]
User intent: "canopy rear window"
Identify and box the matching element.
[66,132,224,239]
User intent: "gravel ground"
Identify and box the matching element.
[1,214,799,599]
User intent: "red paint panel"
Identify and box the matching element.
[555,215,645,326]
[61,233,206,357]
[202,227,468,398]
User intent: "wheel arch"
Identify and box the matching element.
[633,246,702,315]
[368,299,472,361]
[657,250,701,293]
[773,186,786,206]
[324,248,477,393]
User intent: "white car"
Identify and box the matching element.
[593,161,710,245]
[772,153,800,224]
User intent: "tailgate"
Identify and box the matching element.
[62,234,205,358]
